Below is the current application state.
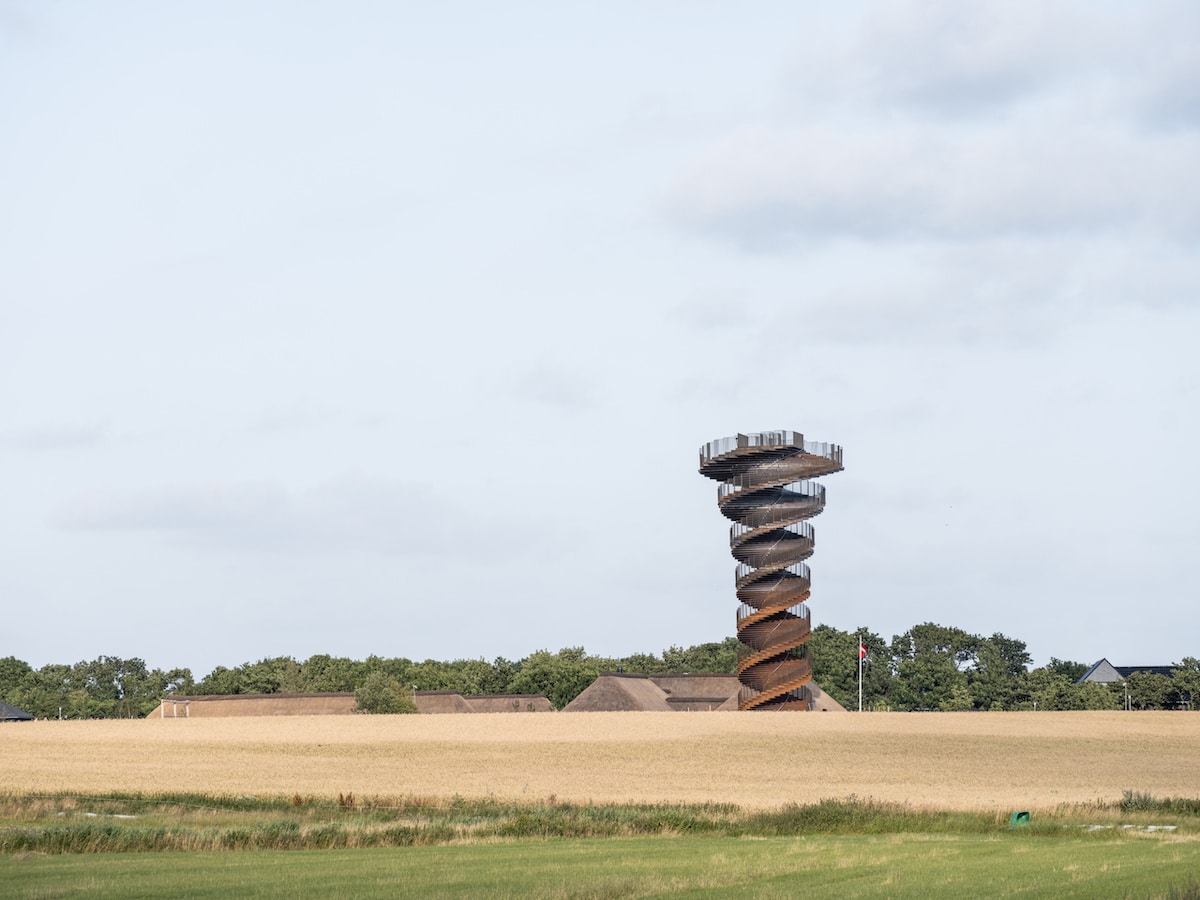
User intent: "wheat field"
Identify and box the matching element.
[3,712,1196,810]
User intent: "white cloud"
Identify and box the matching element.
[668,290,757,332]
[784,1,1199,124]
[1,421,107,451]
[52,473,511,559]
[665,120,1200,247]
[666,2,1200,251]
[513,363,599,410]
[749,235,1200,349]
[792,1,1119,117]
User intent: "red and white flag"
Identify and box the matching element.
[858,641,867,660]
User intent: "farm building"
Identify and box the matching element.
[562,673,846,712]
[0,701,34,721]
[463,693,554,713]
[148,676,851,718]
[1077,659,1176,685]
[150,690,552,718]
[411,691,553,714]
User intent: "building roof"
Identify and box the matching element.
[151,690,554,717]
[462,694,555,713]
[808,682,848,712]
[562,672,846,712]
[1077,659,1177,684]
[562,674,675,712]
[0,701,34,721]
[1113,665,1176,679]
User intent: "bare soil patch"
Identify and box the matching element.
[3,712,1195,810]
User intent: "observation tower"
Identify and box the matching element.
[699,431,843,710]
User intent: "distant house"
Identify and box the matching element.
[1076,659,1176,685]
[0,701,34,722]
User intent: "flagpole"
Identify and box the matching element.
[858,633,863,713]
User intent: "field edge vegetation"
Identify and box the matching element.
[3,790,1199,855]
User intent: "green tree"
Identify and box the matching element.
[939,682,975,711]
[109,658,154,718]
[64,687,103,719]
[615,652,667,675]
[1022,665,1121,711]
[442,658,504,695]
[808,625,890,710]
[506,647,610,709]
[487,657,522,693]
[194,666,230,694]
[891,651,968,711]
[130,666,195,717]
[1125,671,1173,710]
[893,623,980,668]
[194,657,298,695]
[662,638,739,674]
[969,634,1032,711]
[299,655,363,692]
[70,657,119,716]
[0,656,33,705]
[363,656,416,688]
[354,672,417,714]
[1170,658,1200,710]
[889,624,976,710]
[17,664,73,718]
[277,659,304,693]
[807,624,855,707]
[1046,658,1088,683]
[242,657,297,694]
[158,667,194,695]
[408,659,458,691]
[1024,666,1082,710]
[1078,680,1121,710]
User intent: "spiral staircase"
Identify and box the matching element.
[699,431,843,710]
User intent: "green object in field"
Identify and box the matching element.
[1010,810,1031,827]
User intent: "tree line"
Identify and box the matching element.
[811,623,1197,712]
[0,642,739,719]
[2,622,1196,718]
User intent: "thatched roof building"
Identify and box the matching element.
[464,694,555,713]
[148,690,554,718]
[562,673,846,712]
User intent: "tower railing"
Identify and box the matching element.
[731,521,814,541]
[717,479,825,501]
[735,561,810,584]
[700,432,842,467]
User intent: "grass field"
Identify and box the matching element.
[3,711,1199,897]
[4,832,1200,898]
[2,711,1197,809]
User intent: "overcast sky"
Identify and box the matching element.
[3,2,1198,677]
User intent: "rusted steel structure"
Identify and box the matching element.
[699,431,843,710]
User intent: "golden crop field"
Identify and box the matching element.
[3,712,1196,811]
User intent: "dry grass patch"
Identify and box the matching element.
[2,712,1197,810]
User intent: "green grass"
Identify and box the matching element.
[3,793,1200,898]
[4,836,1200,899]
